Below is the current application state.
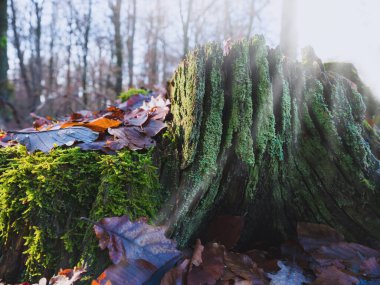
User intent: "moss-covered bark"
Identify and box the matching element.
[0,146,161,282]
[160,37,380,250]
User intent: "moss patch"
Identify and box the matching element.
[0,146,161,282]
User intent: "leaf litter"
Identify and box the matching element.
[0,90,170,153]
[5,219,380,285]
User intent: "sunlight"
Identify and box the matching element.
[296,0,380,97]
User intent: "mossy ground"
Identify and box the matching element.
[0,146,161,282]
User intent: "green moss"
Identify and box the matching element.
[171,49,206,169]
[118,88,148,102]
[251,36,275,160]
[196,43,224,175]
[0,146,161,281]
[230,40,254,165]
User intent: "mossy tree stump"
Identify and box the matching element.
[159,36,380,250]
[1,37,380,282]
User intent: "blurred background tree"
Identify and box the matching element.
[0,0,272,127]
[0,0,379,128]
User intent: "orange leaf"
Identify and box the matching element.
[61,118,121,132]
[86,117,122,132]
[60,121,85,129]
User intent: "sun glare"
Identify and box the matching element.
[296,0,380,97]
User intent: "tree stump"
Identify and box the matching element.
[1,36,380,282]
[158,36,380,250]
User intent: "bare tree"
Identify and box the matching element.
[280,0,297,59]
[81,0,92,106]
[110,0,123,95]
[62,0,76,114]
[246,0,270,38]
[126,0,136,88]
[47,0,57,98]
[29,0,43,110]
[10,0,33,106]
[179,0,193,58]
[0,0,8,105]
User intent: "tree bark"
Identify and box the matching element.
[158,37,380,249]
[30,0,43,111]
[82,0,92,106]
[126,0,136,88]
[0,0,9,123]
[110,0,123,95]
[10,0,33,106]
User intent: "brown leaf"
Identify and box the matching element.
[311,242,380,271]
[94,215,181,266]
[160,259,190,285]
[297,222,345,252]
[104,106,125,121]
[223,252,269,285]
[360,257,380,278]
[124,108,149,126]
[245,249,280,273]
[92,259,157,285]
[191,239,204,267]
[143,120,167,137]
[311,266,359,285]
[107,127,156,151]
[187,242,225,285]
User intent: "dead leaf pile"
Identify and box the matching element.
[0,91,170,153]
[4,219,380,285]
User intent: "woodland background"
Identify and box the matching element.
[0,0,286,129]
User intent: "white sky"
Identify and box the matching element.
[7,0,380,99]
[264,0,380,98]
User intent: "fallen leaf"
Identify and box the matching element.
[124,108,149,126]
[49,267,86,285]
[297,222,345,252]
[61,117,122,132]
[311,266,359,285]
[187,242,225,285]
[191,239,204,267]
[107,127,156,150]
[7,127,99,153]
[143,120,167,137]
[223,251,269,284]
[92,216,182,285]
[360,257,380,278]
[160,259,190,285]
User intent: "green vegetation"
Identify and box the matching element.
[0,146,161,280]
[118,88,148,102]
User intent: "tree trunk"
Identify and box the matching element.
[30,0,42,111]
[110,0,123,95]
[10,0,33,106]
[126,0,136,88]
[158,37,380,249]
[0,0,9,123]
[82,0,92,106]
[280,0,297,59]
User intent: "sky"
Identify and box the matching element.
[264,0,380,98]
[7,0,380,98]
